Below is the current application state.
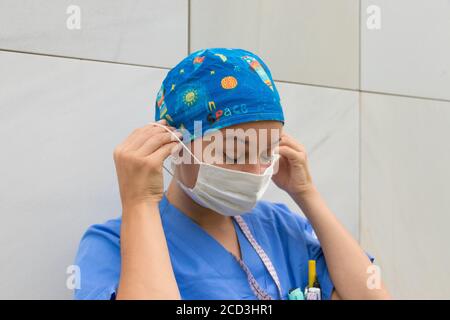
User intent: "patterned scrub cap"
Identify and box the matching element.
[155,48,284,141]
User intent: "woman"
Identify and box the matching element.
[74,48,390,300]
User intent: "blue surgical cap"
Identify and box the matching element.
[155,48,284,141]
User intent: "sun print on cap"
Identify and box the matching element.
[182,88,199,106]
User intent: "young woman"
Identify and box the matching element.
[74,48,390,300]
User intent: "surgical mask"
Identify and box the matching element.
[172,154,279,216]
[154,122,279,216]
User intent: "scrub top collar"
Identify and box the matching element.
[159,193,281,299]
[159,193,247,278]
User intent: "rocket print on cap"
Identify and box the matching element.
[241,55,274,91]
[193,56,205,70]
[156,84,168,118]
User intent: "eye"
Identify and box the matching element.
[223,150,244,164]
[223,142,245,164]
[260,153,275,165]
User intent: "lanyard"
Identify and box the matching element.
[233,216,284,300]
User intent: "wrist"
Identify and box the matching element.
[122,199,160,217]
[289,184,320,206]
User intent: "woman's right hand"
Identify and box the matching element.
[113,119,182,208]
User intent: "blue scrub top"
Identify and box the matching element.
[74,195,337,300]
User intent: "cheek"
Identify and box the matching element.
[178,163,200,188]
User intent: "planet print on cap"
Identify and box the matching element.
[221,76,238,89]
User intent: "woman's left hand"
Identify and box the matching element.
[272,133,315,198]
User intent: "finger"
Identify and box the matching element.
[154,119,167,125]
[136,131,183,157]
[149,119,177,131]
[276,145,305,163]
[280,134,304,152]
[279,134,305,153]
[149,141,181,164]
[124,123,176,151]
[120,123,164,149]
[128,120,168,140]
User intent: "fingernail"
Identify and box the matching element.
[171,143,182,155]
[171,132,183,141]
[157,119,167,124]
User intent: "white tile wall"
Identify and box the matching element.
[0,51,168,299]
[0,0,188,68]
[361,0,450,101]
[190,0,360,89]
[361,92,450,299]
[264,82,360,238]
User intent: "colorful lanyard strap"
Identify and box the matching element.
[233,216,284,300]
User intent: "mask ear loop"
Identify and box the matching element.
[162,161,174,177]
[150,122,203,177]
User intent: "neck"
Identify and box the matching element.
[166,176,242,260]
[165,178,232,229]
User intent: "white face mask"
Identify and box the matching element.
[158,122,279,216]
[172,154,279,216]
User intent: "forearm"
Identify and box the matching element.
[117,201,181,300]
[291,188,390,300]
